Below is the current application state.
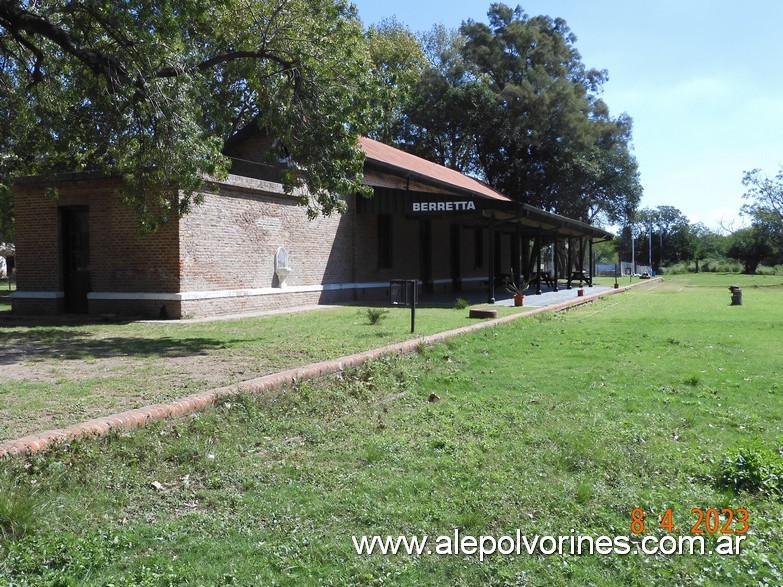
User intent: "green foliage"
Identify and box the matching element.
[365,18,427,145]
[364,307,390,325]
[0,479,46,541]
[454,297,469,309]
[742,166,783,246]
[0,183,12,243]
[619,205,698,269]
[2,276,783,584]
[718,441,783,496]
[395,23,496,176]
[690,222,730,265]
[503,267,531,295]
[663,257,744,274]
[0,530,190,586]
[755,264,783,275]
[0,0,383,230]
[727,225,775,273]
[396,4,642,224]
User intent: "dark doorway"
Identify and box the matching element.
[61,206,91,313]
[494,230,502,281]
[450,224,462,290]
[419,219,433,293]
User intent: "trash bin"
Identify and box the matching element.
[729,286,742,306]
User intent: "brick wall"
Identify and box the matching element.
[89,193,180,293]
[12,177,180,317]
[9,297,63,316]
[90,298,182,320]
[177,181,356,316]
[13,183,63,293]
[13,172,507,319]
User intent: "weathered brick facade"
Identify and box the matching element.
[12,173,365,318]
[13,175,181,316]
[176,175,358,317]
[12,135,607,319]
[12,172,505,319]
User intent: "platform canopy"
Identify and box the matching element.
[358,136,613,241]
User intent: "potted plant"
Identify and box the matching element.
[505,268,532,306]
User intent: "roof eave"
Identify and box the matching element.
[362,158,511,204]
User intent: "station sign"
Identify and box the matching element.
[410,199,479,214]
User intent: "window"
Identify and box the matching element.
[378,215,392,269]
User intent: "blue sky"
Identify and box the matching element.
[352,0,783,231]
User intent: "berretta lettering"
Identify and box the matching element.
[412,201,476,212]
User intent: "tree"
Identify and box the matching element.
[651,205,690,266]
[394,24,497,176]
[0,181,12,243]
[742,166,783,249]
[375,5,641,224]
[0,0,383,231]
[618,205,691,270]
[365,18,427,145]
[689,223,728,272]
[458,4,642,224]
[727,225,774,274]
[617,207,653,271]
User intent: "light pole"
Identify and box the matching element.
[648,219,653,273]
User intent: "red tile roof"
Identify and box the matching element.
[359,136,511,202]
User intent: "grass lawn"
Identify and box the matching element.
[1,274,782,585]
[0,300,530,442]
[0,279,13,312]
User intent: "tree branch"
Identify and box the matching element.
[152,49,296,79]
[0,0,131,88]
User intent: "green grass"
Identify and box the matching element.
[0,302,529,441]
[0,279,13,311]
[1,274,782,585]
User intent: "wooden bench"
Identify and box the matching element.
[567,271,590,288]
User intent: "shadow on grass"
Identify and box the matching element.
[0,328,232,365]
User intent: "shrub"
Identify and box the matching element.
[663,262,692,274]
[454,298,469,310]
[755,264,778,275]
[662,257,744,274]
[718,441,783,496]
[365,307,390,325]
[700,257,743,273]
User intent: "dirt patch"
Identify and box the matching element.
[0,336,273,442]
[2,352,243,386]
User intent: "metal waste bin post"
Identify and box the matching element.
[390,279,418,333]
[729,286,743,306]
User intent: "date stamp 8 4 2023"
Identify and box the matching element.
[630,507,748,555]
[631,507,749,536]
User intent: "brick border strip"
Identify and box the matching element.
[0,279,657,459]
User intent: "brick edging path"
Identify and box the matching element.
[0,280,655,459]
